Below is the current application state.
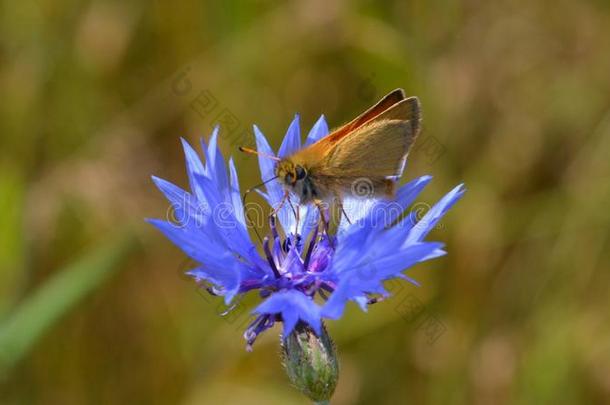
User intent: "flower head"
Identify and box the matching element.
[147,115,464,349]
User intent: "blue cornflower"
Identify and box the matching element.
[147,115,464,350]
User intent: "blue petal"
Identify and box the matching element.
[186,264,241,304]
[278,114,301,158]
[280,244,304,275]
[193,173,260,262]
[180,138,207,201]
[192,174,272,276]
[146,219,228,269]
[151,176,208,226]
[339,197,377,232]
[203,126,229,192]
[253,290,322,337]
[151,170,272,279]
[253,125,283,206]
[322,242,443,319]
[253,125,296,233]
[339,175,432,246]
[299,207,319,246]
[147,216,270,296]
[360,242,445,279]
[228,158,246,228]
[405,183,465,244]
[391,176,434,222]
[305,115,329,145]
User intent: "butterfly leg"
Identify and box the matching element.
[367,295,386,305]
[316,200,338,248]
[295,204,300,233]
[333,193,352,225]
[314,199,333,237]
[270,190,289,218]
[340,203,352,225]
[270,191,302,236]
[242,186,264,244]
[286,196,300,233]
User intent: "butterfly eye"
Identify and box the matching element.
[295,165,307,180]
[285,173,294,184]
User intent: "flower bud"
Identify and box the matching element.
[281,322,339,403]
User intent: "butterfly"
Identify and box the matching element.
[242,88,421,229]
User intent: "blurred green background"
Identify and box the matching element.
[1,1,610,404]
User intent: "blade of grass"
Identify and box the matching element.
[0,231,137,376]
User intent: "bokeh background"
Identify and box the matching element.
[1,1,610,404]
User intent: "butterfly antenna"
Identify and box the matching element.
[239,146,281,161]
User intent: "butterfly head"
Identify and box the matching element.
[276,159,308,188]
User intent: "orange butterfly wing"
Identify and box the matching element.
[320,88,407,146]
[289,89,409,166]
